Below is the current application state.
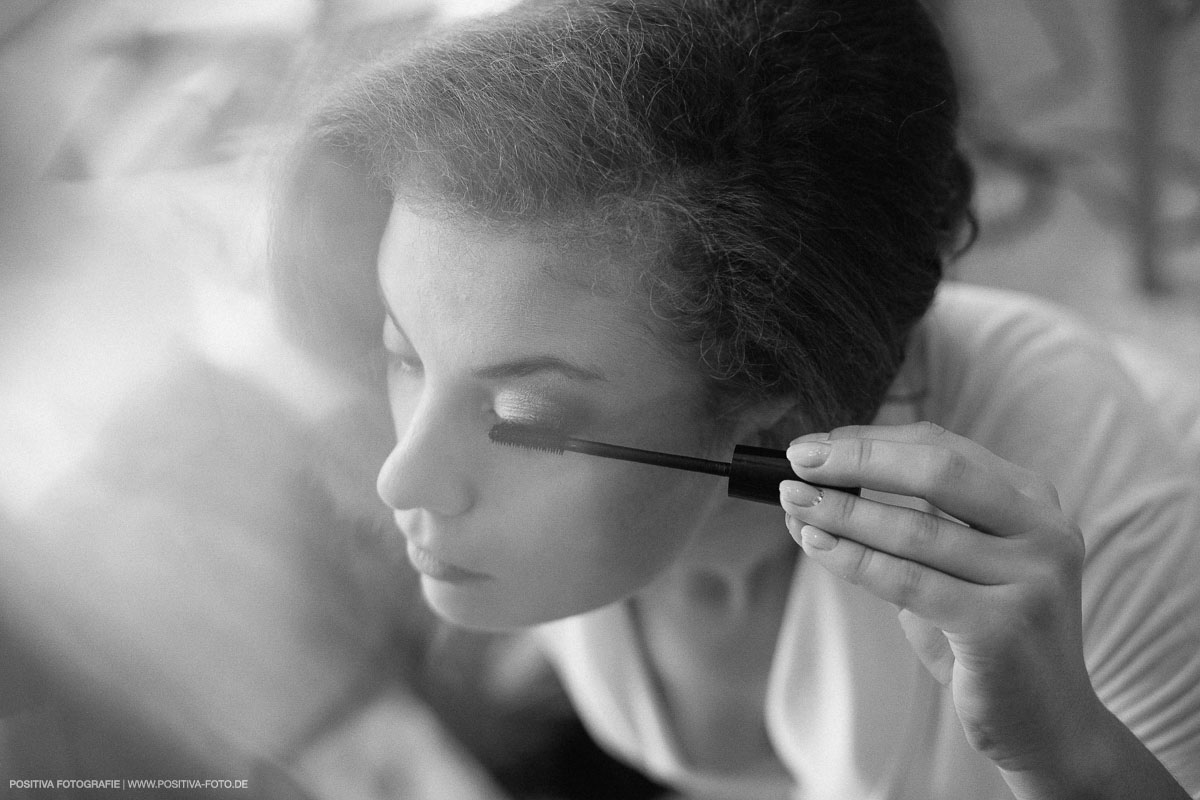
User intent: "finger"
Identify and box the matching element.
[898,608,953,686]
[786,517,980,632]
[780,481,1021,584]
[792,422,1058,506]
[787,423,1053,537]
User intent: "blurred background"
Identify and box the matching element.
[0,1,1197,798]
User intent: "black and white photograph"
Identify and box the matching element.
[2,1,1199,798]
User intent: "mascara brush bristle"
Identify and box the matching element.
[488,421,568,455]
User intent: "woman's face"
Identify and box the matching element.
[375,204,737,629]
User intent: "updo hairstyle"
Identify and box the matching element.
[272,0,974,430]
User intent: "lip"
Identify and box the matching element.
[406,541,491,584]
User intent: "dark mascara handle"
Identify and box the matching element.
[727,445,861,505]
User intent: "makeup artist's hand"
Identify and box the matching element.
[778,421,1113,788]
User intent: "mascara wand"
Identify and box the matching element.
[488,421,857,505]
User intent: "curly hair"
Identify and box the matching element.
[272,0,974,430]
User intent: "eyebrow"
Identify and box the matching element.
[472,356,606,382]
[377,282,608,383]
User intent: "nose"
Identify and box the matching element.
[376,404,475,516]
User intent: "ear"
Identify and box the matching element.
[728,396,811,449]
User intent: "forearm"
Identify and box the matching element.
[999,703,1190,800]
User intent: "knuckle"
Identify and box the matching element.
[894,559,925,607]
[831,424,870,439]
[1013,466,1060,508]
[917,420,948,439]
[1011,524,1085,626]
[834,489,862,527]
[926,446,969,488]
[901,509,942,552]
[1009,579,1062,634]
[849,437,875,472]
[843,546,875,586]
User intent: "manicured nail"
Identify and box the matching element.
[781,481,823,508]
[800,525,837,551]
[787,441,831,468]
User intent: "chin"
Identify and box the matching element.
[420,578,612,631]
[421,579,546,631]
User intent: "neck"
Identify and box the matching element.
[637,496,797,622]
[627,494,797,777]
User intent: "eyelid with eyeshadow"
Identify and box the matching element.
[380,314,591,429]
[493,389,573,429]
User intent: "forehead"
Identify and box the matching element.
[376,204,689,377]
[380,205,637,299]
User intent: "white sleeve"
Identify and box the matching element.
[923,285,1200,795]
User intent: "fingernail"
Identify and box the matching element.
[781,481,823,508]
[787,441,831,468]
[800,525,837,551]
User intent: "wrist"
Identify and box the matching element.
[996,697,1120,800]
[997,701,1188,800]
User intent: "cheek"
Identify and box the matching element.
[596,464,717,565]
[416,461,720,631]
[449,395,729,626]
[507,459,721,609]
